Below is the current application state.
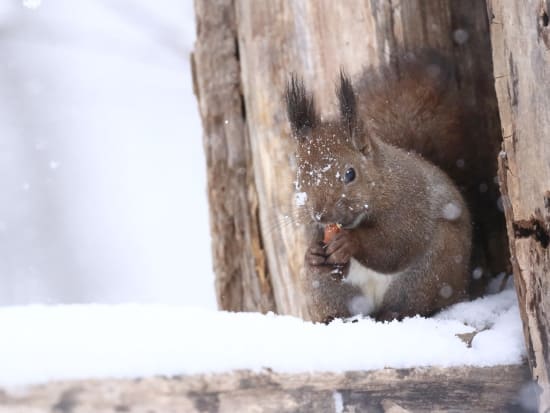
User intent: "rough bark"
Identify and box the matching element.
[489,0,550,410]
[194,0,505,317]
[0,365,532,413]
[192,0,275,313]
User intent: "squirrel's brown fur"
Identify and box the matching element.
[286,53,472,322]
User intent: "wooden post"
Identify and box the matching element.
[192,0,275,313]
[489,0,550,409]
[194,0,506,318]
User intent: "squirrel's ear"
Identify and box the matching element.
[338,69,373,155]
[285,74,317,138]
[337,69,357,137]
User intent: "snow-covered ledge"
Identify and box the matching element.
[0,288,534,412]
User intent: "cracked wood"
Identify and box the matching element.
[489,0,550,410]
[192,0,274,313]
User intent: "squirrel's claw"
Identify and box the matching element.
[325,231,356,265]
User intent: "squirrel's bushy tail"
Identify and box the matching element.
[356,51,464,175]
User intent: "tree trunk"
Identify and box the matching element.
[191,1,275,313]
[489,0,550,410]
[194,0,506,318]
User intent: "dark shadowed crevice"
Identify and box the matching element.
[513,218,550,249]
[542,10,549,27]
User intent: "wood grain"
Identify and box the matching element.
[0,365,531,412]
[489,0,550,410]
[192,0,275,313]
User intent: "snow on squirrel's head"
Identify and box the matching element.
[285,72,379,229]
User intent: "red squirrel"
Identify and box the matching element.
[285,55,472,322]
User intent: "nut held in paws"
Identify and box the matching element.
[323,223,342,244]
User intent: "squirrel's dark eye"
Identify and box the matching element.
[344,167,356,183]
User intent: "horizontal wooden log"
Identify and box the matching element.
[0,364,532,412]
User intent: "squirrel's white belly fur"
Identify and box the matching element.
[344,258,397,315]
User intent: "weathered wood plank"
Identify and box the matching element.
[488,0,550,410]
[0,365,532,412]
[192,0,275,313]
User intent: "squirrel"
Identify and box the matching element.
[285,54,472,323]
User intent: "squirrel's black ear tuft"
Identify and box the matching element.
[337,69,357,135]
[286,74,317,137]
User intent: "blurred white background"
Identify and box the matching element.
[0,0,216,308]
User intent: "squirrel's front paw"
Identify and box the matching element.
[306,243,346,280]
[305,243,328,267]
[325,231,357,265]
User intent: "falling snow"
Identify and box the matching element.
[472,267,484,280]
[347,295,374,316]
[22,0,41,10]
[439,284,454,299]
[295,191,308,207]
[452,28,469,45]
[442,202,462,221]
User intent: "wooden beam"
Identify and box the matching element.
[0,365,531,412]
